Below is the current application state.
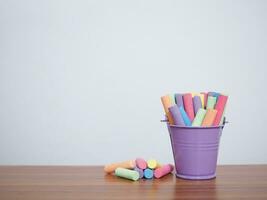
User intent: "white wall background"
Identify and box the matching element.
[0,0,267,165]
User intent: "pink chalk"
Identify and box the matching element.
[135,158,147,170]
[183,93,194,121]
[213,95,228,126]
[154,164,174,178]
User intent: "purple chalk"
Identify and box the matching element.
[168,105,185,126]
[193,96,202,116]
[134,167,144,179]
[175,93,184,109]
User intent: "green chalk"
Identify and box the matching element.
[169,94,175,105]
[206,96,216,109]
[115,168,139,181]
[192,108,207,126]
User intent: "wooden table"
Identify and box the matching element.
[0,165,267,199]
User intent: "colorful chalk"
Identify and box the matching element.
[201,92,208,108]
[193,96,202,115]
[154,164,174,178]
[161,92,228,127]
[115,168,139,181]
[202,109,217,126]
[206,96,216,109]
[213,95,228,126]
[183,93,195,121]
[192,108,207,126]
[104,160,135,173]
[135,158,147,170]
[147,159,160,169]
[161,95,175,124]
[134,167,144,179]
[168,105,185,126]
[179,106,192,126]
[192,93,204,108]
[208,92,220,99]
[175,93,184,109]
[144,168,154,179]
[169,94,176,105]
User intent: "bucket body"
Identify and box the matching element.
[167,124,223,180]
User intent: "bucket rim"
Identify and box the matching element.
[161,119,227,129]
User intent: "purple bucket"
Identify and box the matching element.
[166,123,224,180]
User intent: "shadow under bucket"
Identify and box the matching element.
[166,122,225,180]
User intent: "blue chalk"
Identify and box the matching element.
[208,92,220,99]
[179,106,192,126]
[144,168,154,179]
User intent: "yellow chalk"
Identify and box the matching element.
[147,159,160,169]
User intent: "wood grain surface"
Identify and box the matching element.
[0,165,267,199]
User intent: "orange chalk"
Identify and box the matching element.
[104,160,135,173]
[161,95,174,124]
[202,109,217,126]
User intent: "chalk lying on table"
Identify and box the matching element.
[154,164,174,178]
[206,96,216,109]
[202,109,217,126]
[193,96,202,115]
[144,168,154,179]
[147,159,160,169]
[104,160,135,173]
[179,106,192,126]
[192,108,207,126]
[161,95,174,124]
[169,105,185,126]
[115,168,140,181]
[175,93,184,109]
[213,95,228,126]
[134,167,144,179]
[135,158,147,170]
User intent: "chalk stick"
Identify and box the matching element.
[175,93,184,109]
[193,96,202,115]
[144,168,154,179]
[201,92,208,108]
[183,93,194,121]
[135,158,147,170]
[206,96,216,109]
[147,159,160,169]
[202,109,217,126]
[192,108,207,126]
[134,167,144,179]
[208,92,220,99]
[104,160,135,173]
[115,168,139,181]
[169,94,176,105]
[213,95,228,126]
[154,164,174,178]
[191,93,204,108]
[161,95,174,124]
[179,106,192,126]
[168,105,185,126]
[219,93,228,125]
